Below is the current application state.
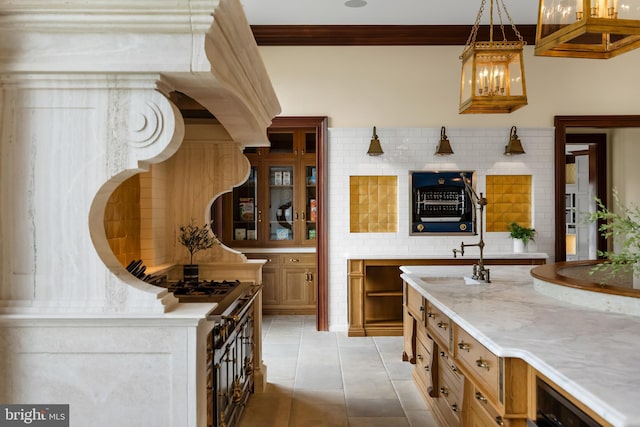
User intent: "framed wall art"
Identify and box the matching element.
[410,170,476,235]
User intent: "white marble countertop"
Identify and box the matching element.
[348,252,548,260]
[400,265,640,427]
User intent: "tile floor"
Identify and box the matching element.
[238,315,438,427]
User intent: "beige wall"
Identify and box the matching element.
[259,45,640,128]
[611,128,640,208]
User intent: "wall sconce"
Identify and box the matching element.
[435,126,454,155]
[504,126,525,155]
[367,126,384,156]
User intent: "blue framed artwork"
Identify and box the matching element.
[410,171,476,235]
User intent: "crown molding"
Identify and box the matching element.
[251,24,537,46]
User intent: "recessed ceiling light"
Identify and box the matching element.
[344,0,367,7]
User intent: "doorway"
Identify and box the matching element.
[554,115,640,262]
[564,134,606,261]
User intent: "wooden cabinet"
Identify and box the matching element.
[219,126,317,248]
[403,282,530,427]
[454,325,500,403]
[246,253,315,315]
[348,257,546,337]
[426,300,452,352]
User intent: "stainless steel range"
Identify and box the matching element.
[167,279,261,427]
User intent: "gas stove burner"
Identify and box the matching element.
[172,279,240,288]
[201,279,240,287]
[169,279,244,302]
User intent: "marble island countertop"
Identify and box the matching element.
[348,252,548,260]
[400,265,640,427]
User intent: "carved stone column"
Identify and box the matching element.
[0,0,280,314]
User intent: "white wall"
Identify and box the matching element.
[327,126,554,330]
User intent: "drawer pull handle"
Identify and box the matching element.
[451,403,459,413]
[290,258,300,263]
[437,321,448,330]
[439,387,449,397]
[475,391,487,402]
[495,416,504,426]
[417,354,423,361]
[457,341,471,352]
[419,306,425,311]
[426,312,435,318]
[439,351,448,359]
[424,365,430,372]
[476,358,491,371]
[450,364,458,372]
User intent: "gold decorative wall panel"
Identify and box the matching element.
[104,174,141,266]
[350,176,397,233]
[486,175,532,232]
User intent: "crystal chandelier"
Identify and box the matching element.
[535,0,640,58]
[459,0,527,114]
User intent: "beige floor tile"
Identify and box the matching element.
[405,410,440,427]
[238,315,437,427]
[288,401,348,427]
[346,397,406,417]
[393,380,431,411]
[348,417,411,427]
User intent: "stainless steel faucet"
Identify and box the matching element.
[452,173,490,283]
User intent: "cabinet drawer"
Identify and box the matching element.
[405,284,425,322]
[439,362,463,406]
[434,378,462,427]
[438,349,464,391]
[455,326,500,402]
[283,254,315,266]
[245,253,281,266]
[415,335,436,394]
[467,383,509,427]
[426,301,452,351]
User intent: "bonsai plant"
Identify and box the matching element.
[507,222,536,253]
[178,219,219,282]
[586,190,640,285]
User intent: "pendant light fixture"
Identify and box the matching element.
[536,0,640,59]
[435,126,454,155]
[367,126,384,156]
[459,0,527,114]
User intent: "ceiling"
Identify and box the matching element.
[239,0,539,26]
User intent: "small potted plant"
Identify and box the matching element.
[178,219,219,282]
[507,222,536,253]
[587,190,640,286]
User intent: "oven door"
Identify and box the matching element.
[534,378,601,427]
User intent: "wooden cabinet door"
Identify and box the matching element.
[282,266,313,306]
[260,264,278,307]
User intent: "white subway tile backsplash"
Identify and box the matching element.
[327,126,555,330]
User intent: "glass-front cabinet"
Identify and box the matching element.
[231,166,258,242]
[219,125,317,248]
[304,164,317,242]
[269,164,295,243]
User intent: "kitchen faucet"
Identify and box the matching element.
[452,172,490,283]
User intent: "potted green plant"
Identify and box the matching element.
[507,222,536,253]
[178,220,219,282]
[587,190,640,286]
